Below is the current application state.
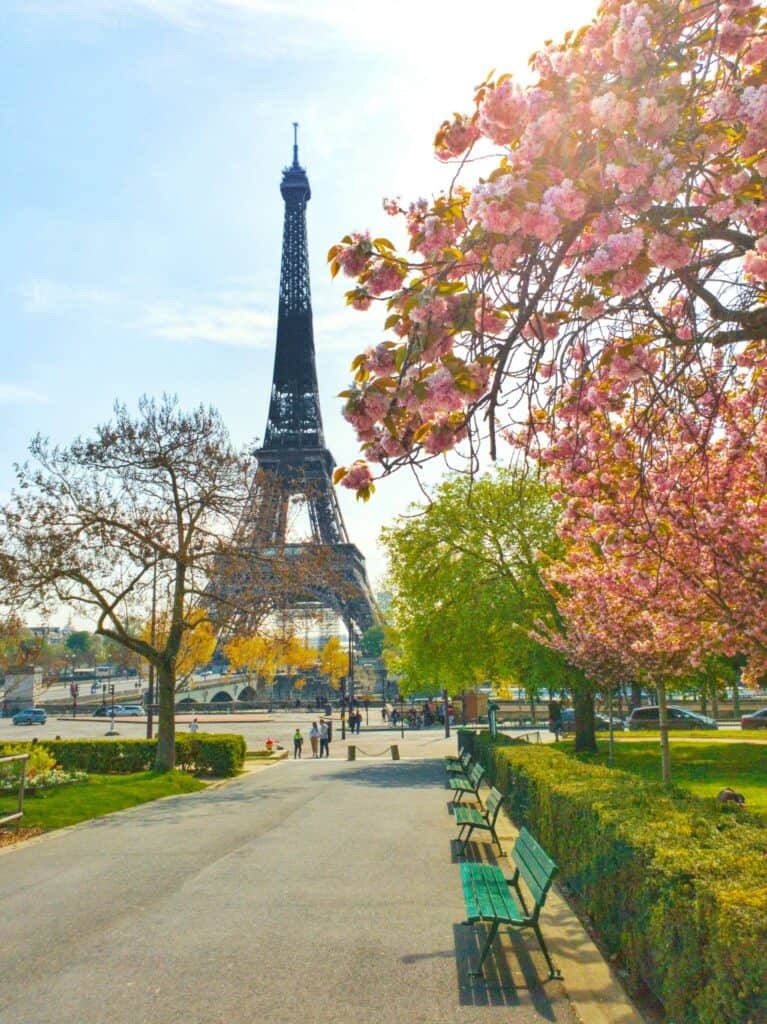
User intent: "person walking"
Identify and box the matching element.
[189,717,199,734]
[319,718,329,758]
[293,728,304,759]
[309,721,320,758]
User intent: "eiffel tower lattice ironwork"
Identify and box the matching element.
[233,127,377,635]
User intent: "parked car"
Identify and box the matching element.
[741,707,767,729]
[12,707,47,726]
[553,709,620,733]
[111,704,145,717]
[625,705,718,730]
[92,705,117,717]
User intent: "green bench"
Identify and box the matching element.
[460,827,560,979]
[454,786,504,855]
[448,761,485,806]
[446,749,472,776]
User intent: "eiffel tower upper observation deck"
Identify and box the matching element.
[230,127,377,634]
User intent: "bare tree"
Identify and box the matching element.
[0,396,261,771]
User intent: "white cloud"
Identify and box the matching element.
[19,275,280,348]
[30,0,600,72]
[142,301,274,346]
[20,280,118,315]
[0,384,47,404]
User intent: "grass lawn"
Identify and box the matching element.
[0,770,207,833]
[564,735,767,817]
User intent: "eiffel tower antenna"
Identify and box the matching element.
[219,130,377,637]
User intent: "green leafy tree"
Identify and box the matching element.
[66,631,95,664]
[359,624,385,658]
[382,468,599,750]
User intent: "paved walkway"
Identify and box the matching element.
[0,749,643,1024]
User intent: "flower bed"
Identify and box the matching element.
[0,745,88,793]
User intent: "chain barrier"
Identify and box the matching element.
[347,744,400,761]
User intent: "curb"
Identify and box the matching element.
[487,802,646,1024]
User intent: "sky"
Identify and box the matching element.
[1,0,598,614]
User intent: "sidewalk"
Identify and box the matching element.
[0,746,646,1024]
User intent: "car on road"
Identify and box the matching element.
[111,704,145,717]
[625,705,718,730]
[741,707,767,729]
[552,709,620,734]
[12,707,47,726]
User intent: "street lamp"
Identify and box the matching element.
[106,683,119,736]
[146,554,158,740]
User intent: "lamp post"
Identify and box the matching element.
[341,617,355,740]
[146,555,158,740]
[106,682,119,736]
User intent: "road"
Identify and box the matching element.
[0,749,580,1024]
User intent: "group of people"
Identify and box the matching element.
[346,709,363,734]
[293,719,333,758]
[292,711,364,758]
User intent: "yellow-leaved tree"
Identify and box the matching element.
[224,634,277,691]
[320,636,347,694]
[142,608,216,686]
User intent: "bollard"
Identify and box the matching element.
[390,744,400,761]
[347,745,356,761]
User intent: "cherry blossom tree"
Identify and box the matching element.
[535,343,767,780]
[330,0,767,498]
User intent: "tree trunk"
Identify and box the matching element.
[573,687,597,753]
[658,679,672,786]
[630,681,642,710]
[732,680,741,719]
[700,685,708,716]
[154,662,176,772]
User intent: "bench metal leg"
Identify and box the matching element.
[469,920,500,976]
[490,826,503,853]
[457,825,475,856]
[532,921,562,980]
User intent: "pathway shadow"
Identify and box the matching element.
[304,759,445,789]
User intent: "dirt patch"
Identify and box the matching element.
[0,826,45,848]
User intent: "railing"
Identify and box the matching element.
[0,753,31,827]
[516,731,542,744]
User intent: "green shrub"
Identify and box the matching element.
[460,731,767,1024]
[0,734,246,777]
[175,734,246,776]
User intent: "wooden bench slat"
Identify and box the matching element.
[461,864,524,925]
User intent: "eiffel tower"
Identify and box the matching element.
[227,127,377,637]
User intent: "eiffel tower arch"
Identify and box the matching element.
[220,128,377,640]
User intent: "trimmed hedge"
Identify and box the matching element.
[459,730,767,1024]
[0,734,246,778]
